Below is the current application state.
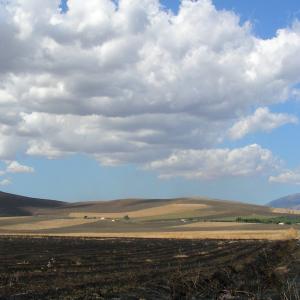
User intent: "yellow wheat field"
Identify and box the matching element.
[0,228,298,240]
[69,203,209,219]
[0,218,99,231]
[272,208,300,215]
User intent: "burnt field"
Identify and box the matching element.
[0,237,299,300]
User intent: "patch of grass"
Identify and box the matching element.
[235,215,300,225]
[208,214,300,225]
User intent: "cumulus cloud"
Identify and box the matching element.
[269,170,300,185]
[228,107,298,140]
[0,161,34,187]
[0,179,11,186]
[147,144,280,179]
[5,161,34,174]
[0,0,299,179]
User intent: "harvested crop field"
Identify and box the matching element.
[1,228,297,240]
[0,216,298,240]
[0,237,299,299]
[69,203,209,219]
[0,218,99,231]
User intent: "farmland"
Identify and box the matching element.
[0,237,300,299]
[0,193,300,299]
[0,194,299,240]
[0,215,298,240]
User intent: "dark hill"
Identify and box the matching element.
[267,193,300,210]
[0,191,66,216]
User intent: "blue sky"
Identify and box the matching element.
[162,0,300,38]
[1,0,300,203]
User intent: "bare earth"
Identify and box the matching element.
[1,237,299,299]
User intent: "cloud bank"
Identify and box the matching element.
[0,0,300,181]
[269,170,300,185]
[228,107,298,140]
[147,144,280,179]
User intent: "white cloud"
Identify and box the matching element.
[269,169,300,185]
[0,160,34,185]
[0,0,299,179]
[147,144,280,179]
[5,160,34,174]
[0,179,11,186]
[228,107,298,140]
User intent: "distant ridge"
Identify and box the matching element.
[0,191,66,217]
[0,192,273,219]
[268,193,300,210]
[0,191,285,219]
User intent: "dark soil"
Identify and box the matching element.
[0,237,299,299]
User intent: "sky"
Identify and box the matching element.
[0,0,300,203]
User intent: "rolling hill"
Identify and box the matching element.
[268,193,300,210]
[0,193,299,240]
[0,191,286,219]
[55,197,276,220]
[0,191,66,217]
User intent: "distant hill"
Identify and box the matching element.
[0,191,295,219]
[268,193,300,210]
[0,191,66,216]
[37,196,278,220]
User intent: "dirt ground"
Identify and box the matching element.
[0,237,299,299]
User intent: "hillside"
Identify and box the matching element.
[0,192,292,219]
[0,191,66,217]
[268,193,300,210]
[57,197,276,220]
[0,191,288,220]
[0,193,299,240]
